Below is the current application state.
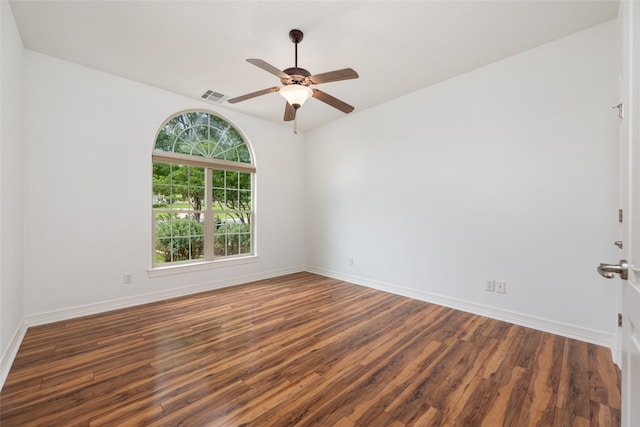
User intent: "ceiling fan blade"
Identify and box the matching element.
[247,59,289,79]
[227,87,280,104]
[309,68,359,85]
[312,89,355,113]
[283,102,296,121]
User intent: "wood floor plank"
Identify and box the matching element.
[0,272,621,426]
[589,343,622,410]
[558,338,592,424]
[443,374,496,426]
[515,332,564,426]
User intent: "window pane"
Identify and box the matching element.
[239,190,251,210]
[155,112,252,164]
[240,232,251,254]
[152,163,205,211]
[237,145,251,163]
[212,169,224,186]
[212,214,251,257]
[226,171,239,188]
[211,169,252,212]
[226,189,239,207]
[154,213,204,263]
[214,233,226,256]
[238,172,251,190]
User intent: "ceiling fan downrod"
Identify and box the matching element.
[289,29,304,68]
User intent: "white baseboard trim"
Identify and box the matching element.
[305,266,616,349]
[3,265,616,391]
[24,265,305,328]
[0,319,28,390]
[611,328,622,369]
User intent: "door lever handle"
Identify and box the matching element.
[597,266,615,279]
[598,259,629,280]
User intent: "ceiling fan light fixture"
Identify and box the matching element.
[279,84,313,108]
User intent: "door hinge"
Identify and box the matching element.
[618,313,623,327]
[619,209,624,223]
[613,103,624,119]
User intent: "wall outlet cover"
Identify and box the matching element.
[123,273,133,284]
[486,280,495,291]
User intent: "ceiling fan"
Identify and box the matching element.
[227,29,359,131]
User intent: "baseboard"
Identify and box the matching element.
[611,328,622,369]
[305,266,616,349]
[0,319,28,390]
[24,265,305,327]
[4,265,616,392]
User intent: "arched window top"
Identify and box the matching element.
[154,111,252,165]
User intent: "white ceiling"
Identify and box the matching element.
[10,0,619,132]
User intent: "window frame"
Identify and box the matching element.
[149,111,257,276]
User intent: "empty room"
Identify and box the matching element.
[1,0,638,425]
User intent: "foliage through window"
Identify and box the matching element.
[152,111,255,266]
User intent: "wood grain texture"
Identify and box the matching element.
[0,272,621,426]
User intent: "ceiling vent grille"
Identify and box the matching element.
[201,90,228,104]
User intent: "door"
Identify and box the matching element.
[618,1,640,425]
[600,1,640,425]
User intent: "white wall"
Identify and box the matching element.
[305,21,619,345]
[22,51,305,319]
[0,0,25,380]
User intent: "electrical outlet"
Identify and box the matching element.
[348,257,354,266]
[486,280,495,291]
[495,281,506,294]
[123,273,133,284]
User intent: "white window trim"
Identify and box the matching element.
[147,254,260,278]
[150,111,256,273]
[152,151,256,173]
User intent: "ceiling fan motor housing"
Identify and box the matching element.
[281,67,311,86]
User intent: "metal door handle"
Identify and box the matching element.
[598,259,629,280]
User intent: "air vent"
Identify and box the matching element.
[201,90,228,104]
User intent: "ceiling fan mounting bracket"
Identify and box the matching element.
[289,29,304,44]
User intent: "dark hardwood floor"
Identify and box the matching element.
[0,272,620,426]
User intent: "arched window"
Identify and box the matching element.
[152,111,255,267]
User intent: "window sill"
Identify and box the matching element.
[147,255,259,278]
